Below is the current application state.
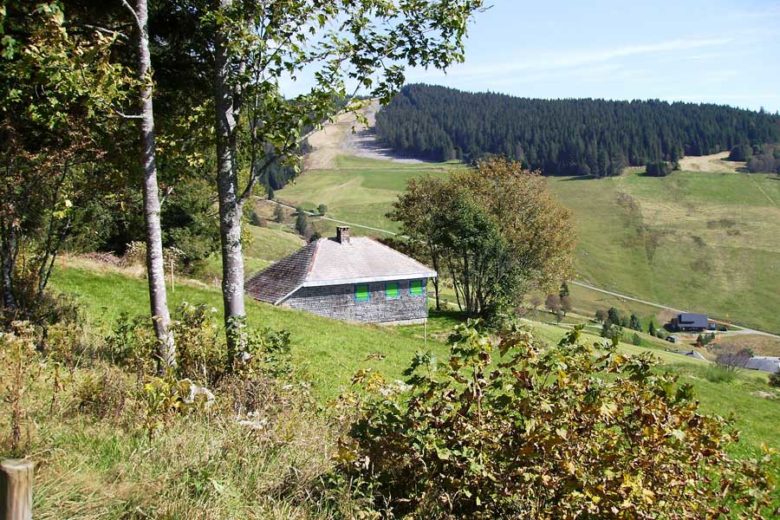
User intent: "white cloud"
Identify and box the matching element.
[407,37,733,83]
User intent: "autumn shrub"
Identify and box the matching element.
[139,375,213,441]
[0,321,40,455]
[338,322,775,519]
[0,288,88,373]
[104,303,292,386]
[122,240,147,267]
[171,303,224,384]
[72,363,136,421]
[104,311,157,374]
[41,318,91,371]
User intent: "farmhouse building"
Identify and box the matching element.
[246,227,436,324]
[744,356,780,374]
[671,313,710,332]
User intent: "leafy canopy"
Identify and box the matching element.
[0,1,132,315]
[390,157,575,317]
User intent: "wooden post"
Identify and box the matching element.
[1,459,33,520]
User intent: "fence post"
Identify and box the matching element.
[1,459,33,520]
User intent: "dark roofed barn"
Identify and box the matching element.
[671,313,709,332]
[246,227,436,324]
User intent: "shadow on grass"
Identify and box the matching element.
[428,308,468,322]
[558,175,598,181]
[394,308,468,345]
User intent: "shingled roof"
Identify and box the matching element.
[246,232,437,305]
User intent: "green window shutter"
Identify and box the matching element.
[355,284,369,302]
[386,281,399,299]
[410,279,425,296]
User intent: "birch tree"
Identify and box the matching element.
[122,0,176,368]
[206,0,485,360]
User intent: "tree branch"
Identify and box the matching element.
[82,23,129,40]
[120,0,142,31]
[236,85,363,205]
[113,110,144,119]
[159,185,174,207]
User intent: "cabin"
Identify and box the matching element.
[246,227,436,325]
[670,313,709,332]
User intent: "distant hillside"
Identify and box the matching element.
[375,84,780,176]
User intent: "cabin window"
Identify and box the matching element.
[409,279,425,297]
[385,281,400,300]
[355,284,370,302]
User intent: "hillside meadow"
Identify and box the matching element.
[49,264,779,455]
[194,224,305,284]
[277,155,780,334]
[277,155,460,233]
[548,168,780,334]
[0,262,774,517]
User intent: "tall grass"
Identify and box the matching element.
[702,363,739,383]
[6,357,345,519]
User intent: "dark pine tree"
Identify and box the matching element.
[376,85,780,177]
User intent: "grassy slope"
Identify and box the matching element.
[277,155,460,232]
[279,155,780,333]
[52,266,445,401]
[196,224,305,282]
[50,266,780,457]
[547,169,780,333]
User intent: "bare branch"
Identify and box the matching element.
[120,0,142,31]
[159,185,174,207]
[83,24,129,40]
[113,110,144,119]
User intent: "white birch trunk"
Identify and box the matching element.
[136,0,175,369]
[214,0,246,362]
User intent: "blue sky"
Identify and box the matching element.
[404,0,780,112]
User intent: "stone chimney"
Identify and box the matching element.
[336,226,350,244]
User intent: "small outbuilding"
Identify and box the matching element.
[246,227,436,324]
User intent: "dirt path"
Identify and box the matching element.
[260,197,399,236]
[303,110,363,170]
[303,99,424,170]
[748,175,777,206]
[678,151,745,173]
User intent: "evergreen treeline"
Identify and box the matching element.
[730,143,780,174]
[376,84,780,176]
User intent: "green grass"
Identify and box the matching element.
[281,153,780,333]
[277,155,461,232]
[51,266,447,401]
[244,224,305,260]
[195,224,304,282]
[547,169,780,333]
[50,265,780,454]
[15,262,777,518]
[23,264,777,517]
[566,283,671,327]
[22,152,780,516]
